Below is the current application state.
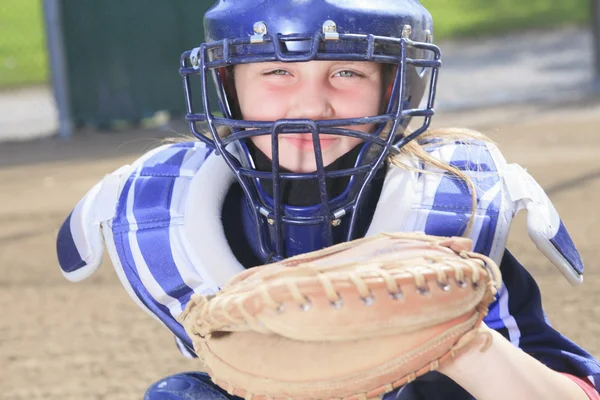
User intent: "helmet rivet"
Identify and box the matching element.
[323,20,337,32]
[189,47,201,70]
[332,219,341,227]
[253,21,267,35]
[322,20,339,41]
[402,25,412,39]
[424,29,433,43]
[251,21,268,44]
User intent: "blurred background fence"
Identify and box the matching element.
[0,0,598,138]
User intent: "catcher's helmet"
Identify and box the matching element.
[180,0,441,261]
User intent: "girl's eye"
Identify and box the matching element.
[265,69,290,76]
[335,70,361,78]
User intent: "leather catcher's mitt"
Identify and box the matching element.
[179,232,501,400]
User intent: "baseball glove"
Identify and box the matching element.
[178,232,502,400]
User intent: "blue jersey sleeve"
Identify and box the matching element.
[486,250,600,382]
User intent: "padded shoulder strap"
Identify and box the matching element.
[503,164,583,285]
[56,165,131,281]
[368,140,584,285]
[56,144,174,282]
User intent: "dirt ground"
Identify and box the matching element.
[1,97,599,400]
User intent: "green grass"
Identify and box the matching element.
[0,0,592,88]
[421,0,590,40]
[0,0,48,88]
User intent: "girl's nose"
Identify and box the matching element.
[287,78,334,121]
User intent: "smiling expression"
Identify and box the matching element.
[233,60,386,172]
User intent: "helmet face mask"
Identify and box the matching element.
[180,0,441,261]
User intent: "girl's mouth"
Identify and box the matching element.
[282,134,339,151]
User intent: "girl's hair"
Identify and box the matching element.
[389,127,494,237]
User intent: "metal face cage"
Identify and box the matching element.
[179,24,441,261]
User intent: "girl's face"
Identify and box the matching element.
[233,61,385,173]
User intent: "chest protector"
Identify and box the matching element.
[56,140,583,348]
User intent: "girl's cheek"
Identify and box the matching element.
[244,94,289,120]
[242,102,283,121]
[335,92,380,116]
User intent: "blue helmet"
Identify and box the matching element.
[180,0,441,262]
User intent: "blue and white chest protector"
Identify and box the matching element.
[56,140,584,352]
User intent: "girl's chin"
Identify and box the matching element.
[254,139,353,172]
[278,156,338,173]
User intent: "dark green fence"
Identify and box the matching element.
[53,0,216,130]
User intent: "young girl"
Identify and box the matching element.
[56,0,600,399]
